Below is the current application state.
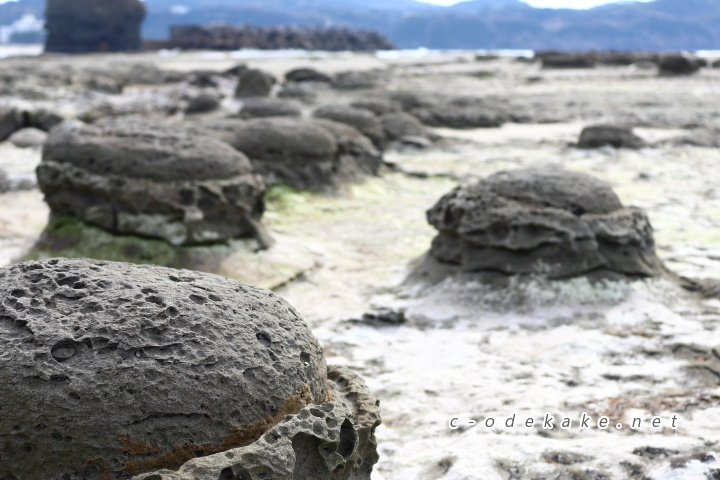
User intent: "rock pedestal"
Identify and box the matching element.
[424,167,664,279]
[38,120,266,246]
[45,0,146,53]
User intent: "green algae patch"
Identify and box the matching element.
[23,217,316,291]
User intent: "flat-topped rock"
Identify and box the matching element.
[0,258,329,479]
[38,120,266,245]
[424,167,663,279]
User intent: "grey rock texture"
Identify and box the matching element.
[380,112,437,144]
[239,98,302,119]
[8,127,48,148]
[351,99,402,116]
[198,117,382,190]
[133,365,381,480]
[424,167,664,279]
[285,68,332,83]
[313,105,386,150]
[37,120,266,246]
[577,125,646,149]
[414,105,504,129]
[0,258,331,480]
[331,71,383,90]
[235,69,276,98]
[0,107,23,141]
[658,54,701,76]
[184,93,221,115]
[45,0,146,53]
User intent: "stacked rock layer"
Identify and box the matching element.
[426,167,664,279]
[37,121,266,246]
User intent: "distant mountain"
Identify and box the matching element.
[2,0,719,51]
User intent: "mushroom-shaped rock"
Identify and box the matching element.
[313,105,386,150]
[198,117,382,190]
[235,68,276,98]
[424,167,663,279]
[239,98,302,119]
[577,124,646,149]
[285,67,332,83]
[37,120,266,246]
[0,258,381,480]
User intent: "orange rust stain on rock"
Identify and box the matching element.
[85,458,114,480]
[120,434,164,455]
[119,384,314,476]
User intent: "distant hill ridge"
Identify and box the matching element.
[1,0,719,50]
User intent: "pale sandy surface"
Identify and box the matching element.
[1,51,720,479]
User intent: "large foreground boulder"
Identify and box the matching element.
[198,117,382,190]
[45,0,146,53]
[423,167,663,279]
[37,120,266,246]
[577,124,646,149]
[0,258,381,480]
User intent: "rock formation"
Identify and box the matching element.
[235,68,276,98]
[285,67,332,84]
[8,127,48,148]
[239,98,302,119]
[421,167,664,280]
[576,125,646,149]
[313,105,386,150]
[0,258,381,480]
[37,120,266,246]
[197,117,382,190]
[184,93,221,115]
[44,0,146,53]
[658,54,702,75]
[380,112,438,146]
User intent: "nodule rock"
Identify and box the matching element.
[37,120,266,246]
[0,258,381,480]
[424,167,663,279]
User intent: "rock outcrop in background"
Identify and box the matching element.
[45,0,145,53]
[161,24,394,52]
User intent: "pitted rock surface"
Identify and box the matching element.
[45,0,145,53]
[0,258,329,480]
[424,167,663,279]
[577,125,646,149]
[37,120,266,246]
[313,105,386,150]
[198,117,382,190]
[134,366,382,480]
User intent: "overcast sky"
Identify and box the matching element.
[419,0,653,7]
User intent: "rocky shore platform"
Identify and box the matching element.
[1,49,720,480]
